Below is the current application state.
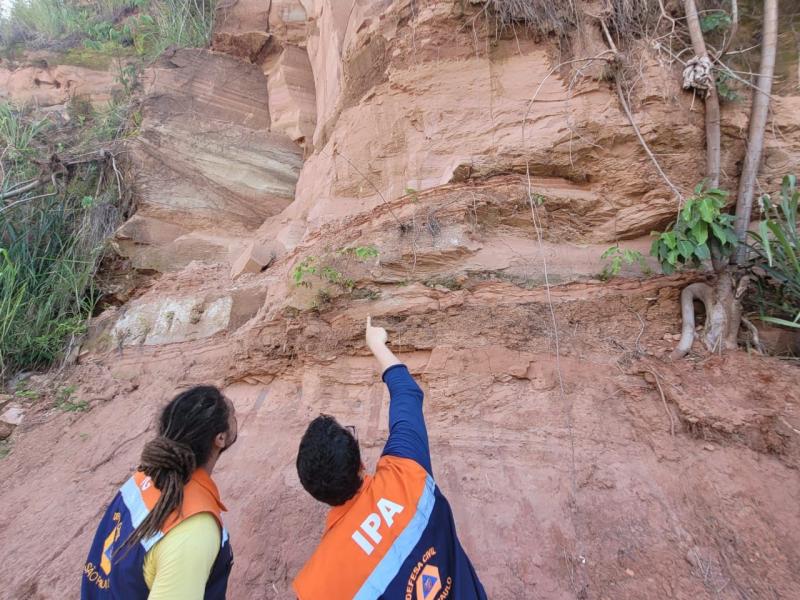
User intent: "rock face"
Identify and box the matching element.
[2,2,800,599]
[212,0,271,60]
[265,44,316,146]
[111,295,233,347]
[120,49,304,272]
[0,63,117,106]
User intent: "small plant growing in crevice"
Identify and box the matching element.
[351,288,381,301]
[320,265,354,291]
[292,256,318,288]
[291,247,377,307]
[599,245,650,281]
[312,288,332,310]
[54,385,88,412]
[346,245,379,261]
[14,387,38,400]
[294,247,380,287]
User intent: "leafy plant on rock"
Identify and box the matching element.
[292,256,318,287]
[599,245,650,281]
[651,184,737,275]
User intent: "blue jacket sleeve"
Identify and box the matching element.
[380,364,432,475]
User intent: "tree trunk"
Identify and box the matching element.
[671,0,744,359]
[683,0,721,188]
[733,0,779,265]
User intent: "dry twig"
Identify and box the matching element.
[647,369,676,436]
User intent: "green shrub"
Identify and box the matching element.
[0,103,124,380]
[651,183,738,274]
[747,175,800,329]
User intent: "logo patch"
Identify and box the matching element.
[416,564,441,600]
[100,513,122,575]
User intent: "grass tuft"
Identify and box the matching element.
[0,101,129,381]
[1,0,216,60]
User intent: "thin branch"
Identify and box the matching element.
[631,309,646,355]
[0,178,43,200]
[652,39,688,65]
[109,152,122,199]
[332,148,402,226]
[1,176,37,192]
[457,0,489,32]
[0,144,8,182]
[593,17,685,204]
[615,77,684,204]
[712,62,779,101]
[522,52,615,144]
[599,18,618,54]
[647,369,676,437]
[657,0,679,33]
[716,0,739,61]
[722,43,761,56]
[0,190,57,214]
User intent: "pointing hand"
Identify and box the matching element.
[366,316,388,351]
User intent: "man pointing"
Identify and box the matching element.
[293,316,487,599]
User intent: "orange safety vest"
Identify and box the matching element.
[294,455,432,599]
[82,469,233,600]
[132,469,227,533]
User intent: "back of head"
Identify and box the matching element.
[296,414,362,506]
[126,385,230,549]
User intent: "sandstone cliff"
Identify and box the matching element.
[1,2,799,598]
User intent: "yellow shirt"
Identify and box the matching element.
[143,512,221,600]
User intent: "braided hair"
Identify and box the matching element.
[125,386,231,549]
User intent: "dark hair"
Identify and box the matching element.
[296,414,362,506]
[126,386,230,549]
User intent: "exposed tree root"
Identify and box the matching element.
[671,272,749,359]
[673,281,713,359]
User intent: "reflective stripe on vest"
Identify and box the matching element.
[354,474,436,599]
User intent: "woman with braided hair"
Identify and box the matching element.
[82,386,238,600]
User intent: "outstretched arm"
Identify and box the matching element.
[366,317,432,475]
